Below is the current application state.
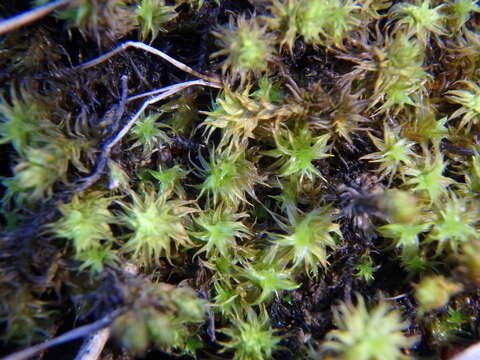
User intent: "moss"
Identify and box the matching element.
[1,0,480,358]
[324,294,417,360]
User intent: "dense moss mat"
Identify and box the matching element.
[0,0,479,359]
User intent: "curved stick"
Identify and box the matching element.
[76,80,211,192]
[74,41,222,87]
[127,79,215,102]
[0,310,122,360]
[0,0,73,35]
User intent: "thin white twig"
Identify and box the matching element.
[74,263,139,360]
[106,81,206,153]
[0,310,122,360]
[73,328,111,360]
[383,293,408,301]
[72,40,222,192]
[74,41,222,87]
[0,0,73,35]
[77,80,208,192]
[127,79,214,102]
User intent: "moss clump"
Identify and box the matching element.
[1,0,480,359]
[324,294,417,360]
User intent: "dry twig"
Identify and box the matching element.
[0,309,123,360]
[0,0,74,35]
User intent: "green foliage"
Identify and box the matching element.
[197,148,264,209]
[119,189,196,267]
[3,145,69,204]
[427,195,479,254]
[212,281,243,318]
[108,160,131,190]
[297,0,361,47]
[264,125,332,182]
[0,91,49,154]
[241,260,299,304]
[192,208,251,258]
[128,112,170,154]
[50,192,116,253]
[378,221,431,256]
[400,252,430,273]
[390,0,446,44]
[381,189,420,224]
[376,35,430,113]
[402,106,448,150]
[75,244,119,274]
[404,156,453,204]
[447,80,480,130]
[448,0,480,32]
[465,153,480,193]
[354,255,378,283]
[201,85,293,150]
[4,0,480,357]
[270,177,301,222]
[267,0,383,51]
[221,309,282,360]
[415,275,463,312]
[343,33,430,114]
[113,282,206,355]
[147,164,188,198]
[135,0,177,42]
[212,15,276,84]
[361,125,415,183]
[201,87,266,150]
[428,307,468,344]
[325,295,417,360]
[273,206,341,276]
[49,191,121,273]
[55,0,95,31]
[266,0,300,52]
[35,0,136,40]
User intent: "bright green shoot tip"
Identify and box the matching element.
[242,261,299,305]
[192,208,251,259]
[0,92,47,154]
[415,275,463,312]
[120,190,196,267]
[427,195,479,254]
[447,80,480,130]
[274,206,341,277]
[221,309,282,360]
[264,126,332,182]
[354,255,378,284]
[449,0,480,32]
[197,148,264,209]
[212,15,276,84]
[76,243,119,274]
[325,294,417,360]
[51,191,117,253]
[404,156,453,204]
[128,112,170,154]
[136,0,177,42]
[390,0,446,44]
[361,125,415,184]
[378,221,431,256]
[297,0,361,48]
[147,164,188,198]
[5,145,69,203]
